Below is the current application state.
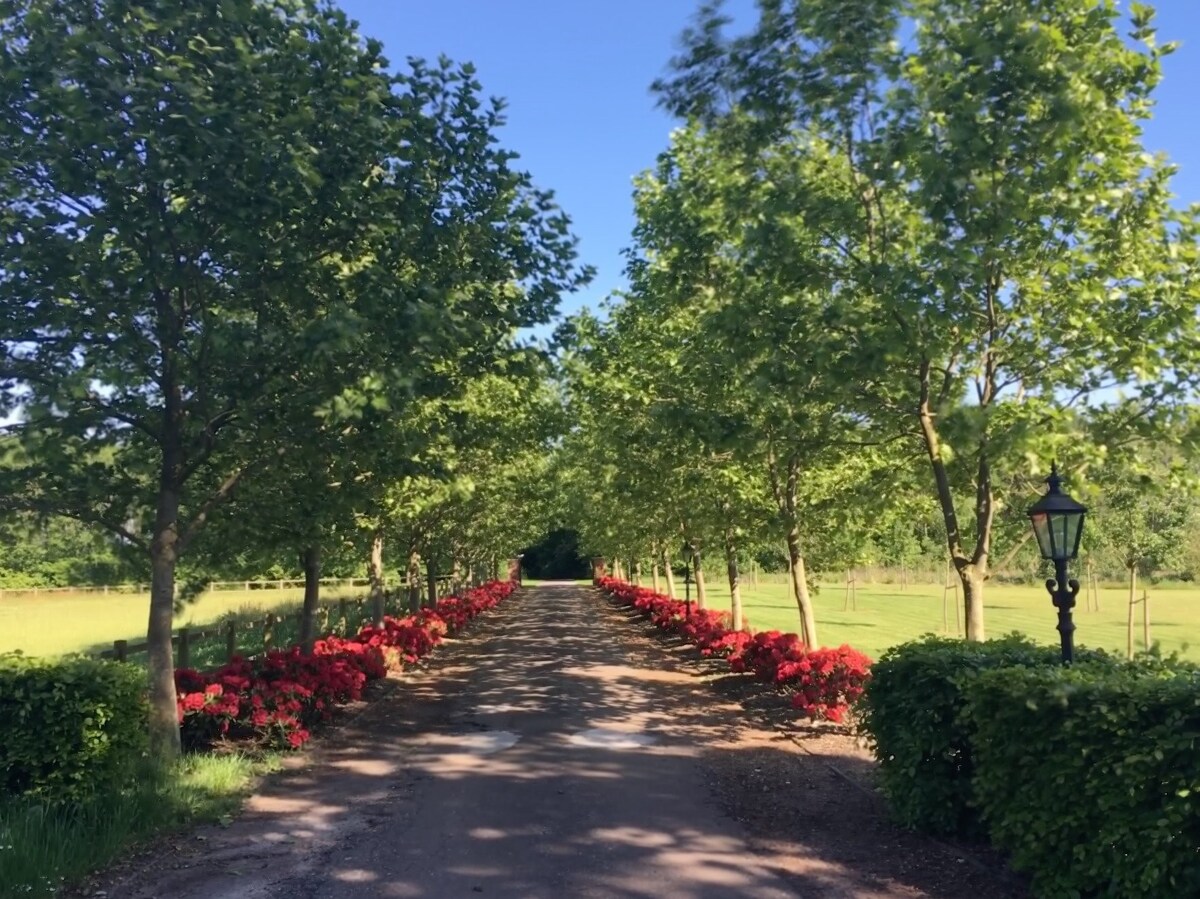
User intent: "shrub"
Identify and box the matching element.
[856,635,1066,836]
[0,653,147,801]
[964,659,1200,898]
[598,577,870,723]
[176,579,517,751]
[785,645,872,723]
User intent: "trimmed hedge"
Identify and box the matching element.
[861,637,1200,897]
[0,653,147,800]
[965,659,1200,898]
[857,635,1065,836]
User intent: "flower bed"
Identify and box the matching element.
[598,577,870,723]
[176,579,516,750]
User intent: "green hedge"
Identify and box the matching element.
[0,653,147,801]
[860,638,1200,897]
[857,634,1065,836]
[965,659,1200,898]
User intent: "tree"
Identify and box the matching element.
[1087,452,1196,657]
[656,0,1200,640]
[0,0,406,758]
[0,0,586,757]
[614,121,901,646]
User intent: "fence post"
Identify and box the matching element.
[178,627,190,669]
[226,620,237,662]
[113,639,127,662]
[1143,589,1151,651]
[263,613,275,651]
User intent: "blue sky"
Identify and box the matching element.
[338,0,1200,324]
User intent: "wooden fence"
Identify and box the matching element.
[95,594,382,666]
[0,576,381,601]
[85,574,459,666]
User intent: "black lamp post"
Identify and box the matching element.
[1027,463,1087,665]
[682,540,693,618]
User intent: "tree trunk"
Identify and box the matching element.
[451,556,463,595]
[368,530,385,624]
[918,362,989,642]
[147,486,182,761]
[724,533,743,631]
[426,560,437,608]
[691,547,707,610]
[1089,558,1100,611]
[299,544,321,652]
[661,548,677,598]
[959,564,985,643]
[784,528,818,648]
[632,558,640,586]
[491,555,500,581]
[1127,564,1136,659]
[407,549,422,613]
[651,561,661,594]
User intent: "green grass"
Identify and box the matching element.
[0,585,371,659]
[0,753,280,898]
[668,575,1199,662]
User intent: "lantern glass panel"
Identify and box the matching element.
[1064,511,1085,560]
[1031,512,1054,559]
[1054,513,1071,559]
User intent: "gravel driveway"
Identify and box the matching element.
[76,583,1025,899]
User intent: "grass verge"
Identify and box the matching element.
[0,752,280,898]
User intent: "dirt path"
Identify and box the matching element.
[83,584,1024,898]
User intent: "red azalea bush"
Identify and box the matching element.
[598,576,871,723]
[176,579,517,751]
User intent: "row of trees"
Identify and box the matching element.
[557,0,1200,646]
[0,0,583,757]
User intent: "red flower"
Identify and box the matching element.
[597,577,871,724]
[175,579,515,751]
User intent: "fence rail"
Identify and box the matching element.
[0,574,470,602]
[92,573,467,666]
[0,573,467,665]
[96,594,377,666]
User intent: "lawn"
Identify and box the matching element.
[0,584,370,659]
[5,575,1197,663]
[668,575,1200,662]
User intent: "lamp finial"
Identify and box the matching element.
[1046,461,1063,494]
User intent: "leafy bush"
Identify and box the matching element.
[856,635,1065,836]
[0,654,147,800]
[964,659,1200,898]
